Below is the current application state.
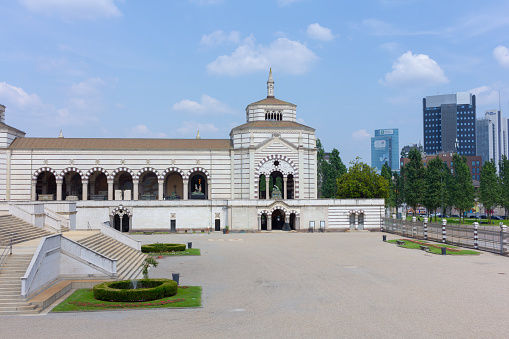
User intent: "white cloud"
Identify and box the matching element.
[380,51,449,88]
[19,0,122,20]
[176,121,219,137]
[70,77,106,96]
[200,31,240,47]
[172,94,235,115]
[351,129,371,141]
[306,23,335,41]
[207,36,318,76]
[469,84,509,107]
[129,125,167,138]
[493,45,509,68]
[0,82,47,112]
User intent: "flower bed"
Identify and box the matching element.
[141,243,186,253]
[93,278,177,302]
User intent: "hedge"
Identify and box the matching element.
[93,279,178,302]
[141,243,186,253]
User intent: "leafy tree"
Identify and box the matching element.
[403,148,425,215]
[451,154,475,224]
[381,162,392,210]
[392,170,404,216]
[423,156,446,221]
[317,139,347,198]
[498,155,509,217]
[479,159,500,224]
[442,161,454,217]
[336,158,389,199]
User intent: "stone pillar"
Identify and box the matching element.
[158,181,164,200]
[423,217,428,240]
[283,177,288,200]
[412,216,416,237]
[31,180,36,201]
[265,175,270,200]
[500,224,507,255]
[473,222,479,249]
[296,216,300,230]
[56,180,62,201]
[258,215,261,231]
[82,181,88,201]
[183,180,189,200]
[133,180,139,201]
[442,219,447,243]
[268,216,272,231]
[108,180,113,201]
[207,181,211,200]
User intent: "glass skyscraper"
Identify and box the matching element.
[371,128,399,173]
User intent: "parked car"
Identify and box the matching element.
[451,214,460,218]
[480,215,488,219]
[491,216,503,220]
[468,215,481,219]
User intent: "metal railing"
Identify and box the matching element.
[383,218,508,256]
[0,238,13,273]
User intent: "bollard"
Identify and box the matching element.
[423,217,428,241]
[473,222,479,250]
[172,273,180,285]
[441,247,447,255]
[188,242,192,249]
[383,235,387,242]
[500,224,507,255]
[412,216,417,238]
[442,219,447,243]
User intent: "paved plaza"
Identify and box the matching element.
[1,231,509,338]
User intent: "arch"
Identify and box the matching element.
[111,206,131,232]
[269,205,289,216]
[349,213,356,230]
[358,213,365,230]
[35,169,57,200]
[186,167,210,180]
[58,167,84,180]
[134,167,160,180]
[271,209,286,230]
[255,155,297,176]
[32,167,58,180]
[84,167,109,181]
[110,206,132,216]
[161,167,185,180]
[139,171,158,200]
[188,169,208,199]
[163,169,184,200]
[109,167,135,181]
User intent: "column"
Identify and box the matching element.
[56,180,62,201]
[207,181,211,200]
[268,216,272,231]
[258,215,261,231]
[158,181,164,200]
[183,180,189,200]
[31,180,36,201]
[133,180,139,201]
[108,180,113,201]
[265,175,270,200]
[501,225,507,255]
[296,216,300,230]
[283,177,288,200]
[82,181,88,201]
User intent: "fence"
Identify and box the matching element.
[382,218,508,256]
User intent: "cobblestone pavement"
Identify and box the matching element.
[1,231,508,338]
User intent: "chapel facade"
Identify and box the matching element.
[0,71,383,232]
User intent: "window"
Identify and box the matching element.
[476,161,479,166]
[472,161,475,166]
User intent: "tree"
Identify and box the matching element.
[336,158,389,199]
[442,161,454,217]
[451,154,475,224]
[479,159,500,224]
[499,155,509,217]
[423,156,446,221]
[317,139,347,198]
[403,148,425,215]
[392,170,404,216]
[381,162,392,210]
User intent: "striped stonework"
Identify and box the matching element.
[32,167,58,180]
[161,167,185,180]
[58,167,85,180]
[109,167,135,181]
[84,167,109,181]
[134,167,160,180]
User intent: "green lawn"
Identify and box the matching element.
[150,248,201,256]
[404,215,507,226]
[387,239,480,255]
[52,285,201,312]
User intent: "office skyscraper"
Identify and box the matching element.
[423,92,476,156]
[371,128,399,173]
[476,109,508,169]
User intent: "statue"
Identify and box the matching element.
[271,184,282,199]
[192,179,204,196]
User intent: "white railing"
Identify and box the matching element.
[98,222,141,250]
[21,234,117,298]
[21,235,61,298]
[44,208,69,232]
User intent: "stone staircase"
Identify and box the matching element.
[77,233,147,280]
[0,215,52,246]
[0,254,41,315]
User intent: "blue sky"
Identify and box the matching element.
[1,0,509,166]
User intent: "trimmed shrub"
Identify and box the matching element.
[93,279,178,302]
[141,243,186,253]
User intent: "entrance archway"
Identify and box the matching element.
[111,206,131,232]
[36,171,56,200]
[164,172,183,199]
[271,210,285,230]
[261,213,268,230]
[114,171,133,200]
[88,171,108,200]
[139,171,158,200]
[349,213,356,230]
[62,172,82,200]
[189,172,207,199]
[290,213,296,230]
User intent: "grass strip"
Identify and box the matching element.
[52,286,201,312]
[150,248,200,256]
[388,239,480,255]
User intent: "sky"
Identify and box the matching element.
[1,0,509,167]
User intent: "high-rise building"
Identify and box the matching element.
[423,92,476,156]
[371,128,399,173]
[476,109,508,169]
